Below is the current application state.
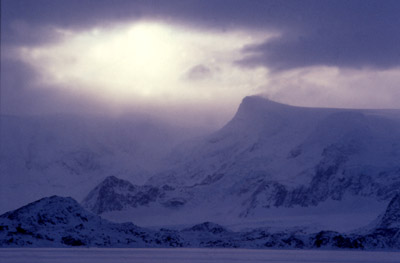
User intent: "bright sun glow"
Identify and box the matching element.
[17,22,271,116]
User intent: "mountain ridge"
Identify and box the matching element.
[1,194,400,249]
[83,96,400,230]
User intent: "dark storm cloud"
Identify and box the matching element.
[1,0,144,45]
[238,0,400,71]
[0,57,100,115]
[2,0,400,70]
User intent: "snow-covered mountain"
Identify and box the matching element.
[82,176,161,214]
[0,195,182,247]
[83,96,400,231]
[1,194,400,249]
[0,114,203,214]
[2,96,400,238]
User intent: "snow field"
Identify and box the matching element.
[1,248,400,263]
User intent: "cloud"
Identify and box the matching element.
[0,55,108,116]
[256,66,400,109]
[3,21,269,127]
[239,18,400,71]
[3,0,400,70]
[235,1,400,71]
[2,0,400,126]
[184,64,213,81]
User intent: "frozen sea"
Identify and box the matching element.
[1,248,400,263]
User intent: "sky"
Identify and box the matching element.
[1,0,400,128]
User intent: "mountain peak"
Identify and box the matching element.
[0,195,97,229]
[223,96,295,132]
[82,176,136,214]
[240,96,290,111]
[6,195,79,216]
[101,175,131,187]
[82,176,162,214]
[234,96,293,120]
[183,222,228,234]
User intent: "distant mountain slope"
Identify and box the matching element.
[82,176,162,214]
[1,195,400,249]
[0,114,201,214]
[376,194,400,229]
[83,96,400,230]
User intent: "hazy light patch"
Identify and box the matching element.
[16,21,270,125]
[258,66,400,110]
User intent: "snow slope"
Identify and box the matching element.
[83,96,400,230]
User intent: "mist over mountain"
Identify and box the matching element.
[0,113,206,214]
[2,95,400,237]
[82,96,400,231]
[3,0,400,256]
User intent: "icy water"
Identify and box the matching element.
[1,248,399,263]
